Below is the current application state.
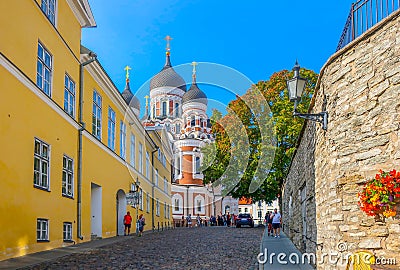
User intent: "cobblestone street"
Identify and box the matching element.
[22,227,264,270]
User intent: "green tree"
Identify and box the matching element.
[202,68,318,202]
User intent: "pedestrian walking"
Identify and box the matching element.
[138,214,145,237]
[265,211,273,236]
[271,209,282,238]
[123,211,132,236]
[181,215,185,227]
[196,214,201,227]
[186,214,192,228]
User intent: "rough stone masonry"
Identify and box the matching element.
[283,9,400,270]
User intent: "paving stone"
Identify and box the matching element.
[21,227,264,270]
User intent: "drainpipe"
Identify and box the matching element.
[77,52,97,240]
[151,147,159,231]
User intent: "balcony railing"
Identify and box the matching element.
[337,0,400,51]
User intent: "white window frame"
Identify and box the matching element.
[174,198,180,211]
[130,134,135,168]
[145,152,150,179]
[164,177,168,193]
[37,219,49,241]
[63,222,72,242]
[146,192,150,213]
[162,101,167,116]
[139,189,143,210]
[164,202,167,218]
[107,107,116,150]
[92,90,102,140]
[41,0,56,25]
[175,103,179,117]
[156,199,160,216]
[36,42,52,97]
[120,121,126,159]
[34,138,50,190]
[139,143,143,173]
[62,155,73,198]
[63,74,75,117]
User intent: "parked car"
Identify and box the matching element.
[236,213,254,228]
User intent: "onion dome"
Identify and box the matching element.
[182,64,207,105]
[122,80,140,111]
[150,52,186,92]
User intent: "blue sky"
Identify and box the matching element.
[82,0,355,116]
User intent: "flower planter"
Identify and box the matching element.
[358,170,400,219]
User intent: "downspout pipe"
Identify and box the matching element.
[151,147,159,231]
[77,52,97,240]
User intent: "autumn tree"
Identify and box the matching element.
[202,67,318,202]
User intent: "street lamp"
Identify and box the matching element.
[130,177,141,235]
[286,61,328,131]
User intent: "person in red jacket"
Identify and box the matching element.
[123,211,132,236]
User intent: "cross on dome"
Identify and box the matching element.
[124,65,131,81]
[165,35,173,55]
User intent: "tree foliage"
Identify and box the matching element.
[202,68,318,202]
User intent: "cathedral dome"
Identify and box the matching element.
[182,71,207,105]
[150,53,186,92]
[122,79,140,111]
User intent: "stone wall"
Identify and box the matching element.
[284,10,400,270]
[282,121,317,256]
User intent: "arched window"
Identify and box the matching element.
[195,156,201,174]
[162,101,167,116]
[175,103,179,117]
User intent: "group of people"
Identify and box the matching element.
[181,213,237,227]
[265,208,282,238]
[123,211,146,236]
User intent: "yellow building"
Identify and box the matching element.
[0,0,172,261]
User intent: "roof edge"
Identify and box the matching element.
[66,0,96,28]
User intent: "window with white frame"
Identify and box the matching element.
[164,202,167,218]
[36,42,52,97]
[62,155,73,197]
[120,121,126,159]
[139,189,143,210]
[155,169,159,187]
[156,199,160,216]
[138,143,143,173]
[63,222,72,241]
[197,200,202,212]
[41,0,56,25]
[145,152,150,179]
[164,177,168,193]
[195,156,201,174]
[108,107,116,150]
[174,198,179,211]
[92,90,102,139]
[146,192,150,213]
[130,134,135,168]
[37,219,49,241]
[175,103,179,117]
[34,138,50,190]
[63,74,75,117]
[162,101,167,116]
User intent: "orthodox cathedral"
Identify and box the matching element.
[121,37,239,223]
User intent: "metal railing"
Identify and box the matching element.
[337,0,400,51]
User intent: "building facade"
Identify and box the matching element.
[0,0,172,261]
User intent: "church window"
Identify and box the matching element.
[162,101,167,116]
[175,199,179,211]
[175,103,179,117]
